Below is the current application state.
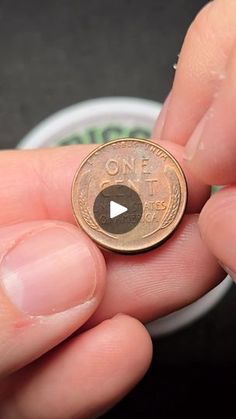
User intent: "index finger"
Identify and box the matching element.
[155,0,236,145]
[0,142,208,226]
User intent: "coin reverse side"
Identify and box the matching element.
[72,138,187,254]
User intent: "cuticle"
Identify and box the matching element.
[0,222,65,266]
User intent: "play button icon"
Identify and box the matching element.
[110,201,128,219]
[93,185,143,234]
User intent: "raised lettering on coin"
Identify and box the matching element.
[71,138,187,254]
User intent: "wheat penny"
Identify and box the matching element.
[71,138,187,254]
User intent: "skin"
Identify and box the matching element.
[154,0,236,276]
[0,0,234,416]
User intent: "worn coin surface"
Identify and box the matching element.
[72,138,187,254]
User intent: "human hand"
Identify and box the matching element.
[0,140,222,417]
[154,0,236,281]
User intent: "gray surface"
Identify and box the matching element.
[0,1,235,418]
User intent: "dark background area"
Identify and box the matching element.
[0,0,208,148]
[0,0,236,417]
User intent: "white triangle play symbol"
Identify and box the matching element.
[110,200,128,219]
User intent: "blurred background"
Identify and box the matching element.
[0,0,236,417]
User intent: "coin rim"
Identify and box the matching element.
[71,138,188,254]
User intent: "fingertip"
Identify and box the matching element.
[199,186,236,272]
[3,314,153,419]
[111,313,153,369]
[183,41,236,186]
[160,0,234,147]
[84,313,153,374]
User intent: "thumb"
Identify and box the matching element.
[0,221,106,377]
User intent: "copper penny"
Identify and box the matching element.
[71,138,187,254]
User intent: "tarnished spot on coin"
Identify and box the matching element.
[71,138,187,254]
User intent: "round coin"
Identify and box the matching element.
[71,138,187,254]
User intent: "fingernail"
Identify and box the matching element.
[1,225,97,316]
[153,91,172,139]
[184,116,206,161]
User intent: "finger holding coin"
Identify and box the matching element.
[0,144,220,325]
